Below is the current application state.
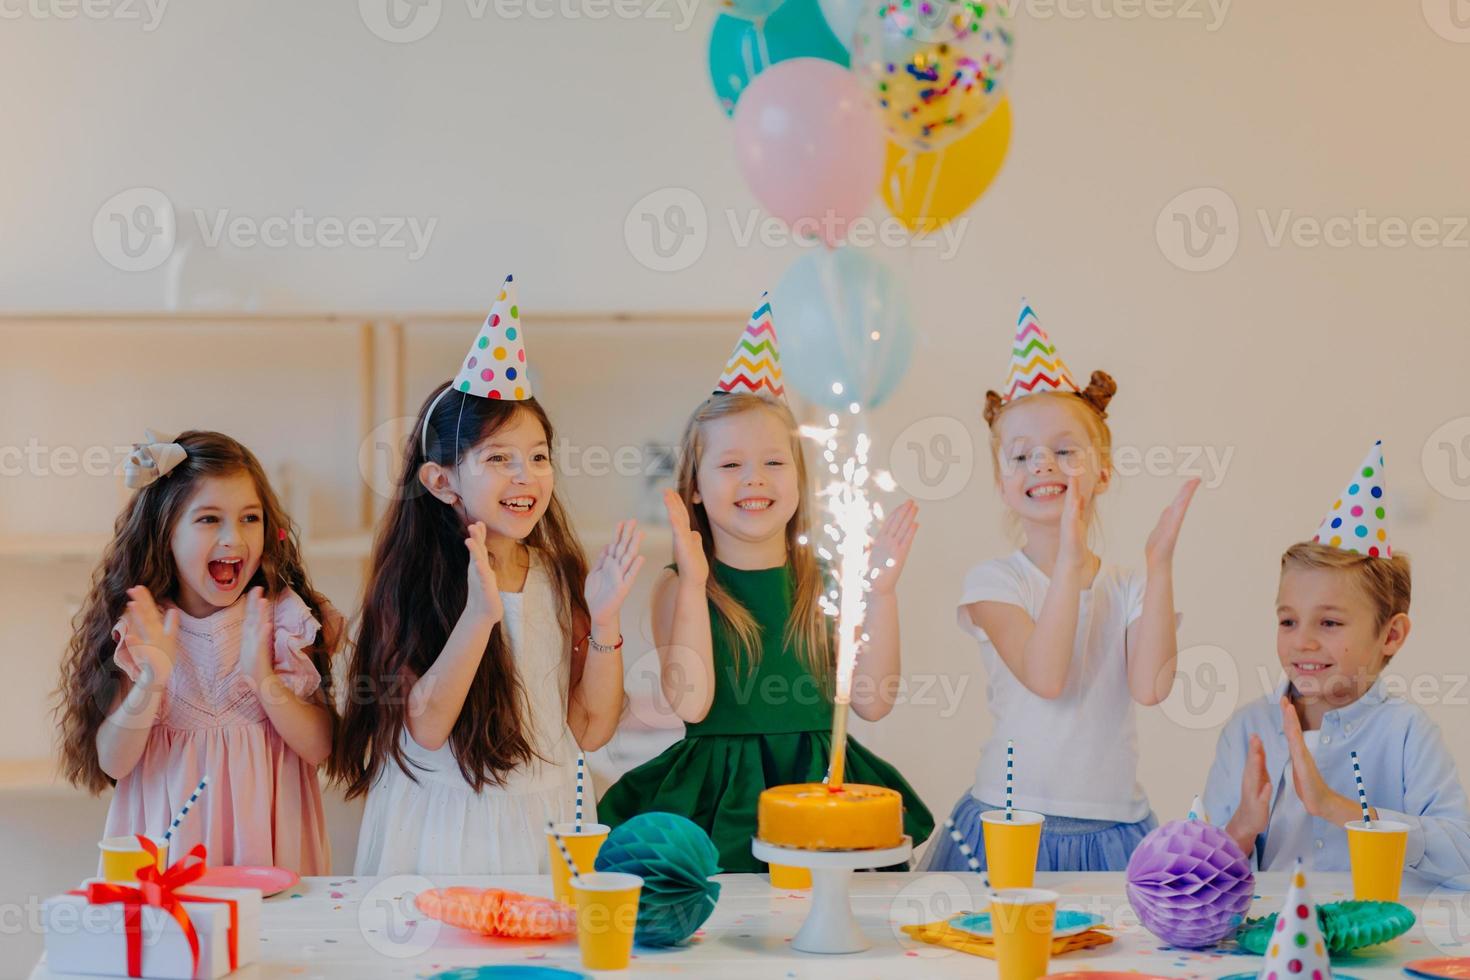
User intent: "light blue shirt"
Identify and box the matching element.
[1204,678,1470,886]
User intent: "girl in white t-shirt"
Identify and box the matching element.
[923,303,1199,873]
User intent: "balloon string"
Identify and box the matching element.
[916,146,946,233]
[753,19,770,71]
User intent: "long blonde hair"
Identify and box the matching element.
[675,393,832,680]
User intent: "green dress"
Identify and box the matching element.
[598,560,934,873]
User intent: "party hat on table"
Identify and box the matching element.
[714,293,784,400]
[1001,301,1080,404]
[1258,860,1332,980]
[1188,794,1209,823]
[1311,441,1390,558]
[451,274,531,401]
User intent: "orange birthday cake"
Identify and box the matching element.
[757,782,904,851]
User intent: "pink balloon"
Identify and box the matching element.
[732,58,884,248]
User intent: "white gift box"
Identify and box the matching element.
[42,879,262,979]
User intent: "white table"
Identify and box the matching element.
[30,871,1468,979]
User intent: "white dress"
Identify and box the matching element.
[354,555,592,875]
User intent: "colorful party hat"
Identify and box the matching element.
[1002,301,1080,403]
[451,274,532,401]
[1311,441,1390,558]
[1188,795,1210,823]
[1258,860,1332,980]
[714,293,784,400]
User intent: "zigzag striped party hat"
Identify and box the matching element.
[1002,301,1080,403]
[714,293,784,400]
[1312,440,1391,558]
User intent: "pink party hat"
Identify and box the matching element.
[451,274,531,401]
[1002,301,1080,403]
[1311,441,1390,558]
[714,293,784,400]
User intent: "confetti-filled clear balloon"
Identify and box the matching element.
[851,0,1016,152]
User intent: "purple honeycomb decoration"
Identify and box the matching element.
[1125,819,1255,948]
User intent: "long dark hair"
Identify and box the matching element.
[331,384,591,798]
[55,431,339,793]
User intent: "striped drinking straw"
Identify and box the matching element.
[162,776,209,845]
[1005,740,1015,821]
[575,754,585,833]
[943,817,991,889]
[547,821,581,883]
[1351,750,1372,827]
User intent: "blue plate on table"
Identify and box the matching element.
[425,968,586,980]
[949,909,1104,939]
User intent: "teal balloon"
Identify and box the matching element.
[771,248,915,411]
[594,812,721,947]
[708,0,849,116]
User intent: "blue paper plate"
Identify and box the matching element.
[424,968,586,980]
[949,909,1104,939]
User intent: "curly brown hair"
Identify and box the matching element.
[55,431,339,793]
[330,385,591,798]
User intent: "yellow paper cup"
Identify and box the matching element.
[98,836,168,884]
[989,887,1058,980]
[547,822,609,906]
[768,863,812,889]
[981,810,1045,890]
[1345,819,1409,901]
[571,871,642,971]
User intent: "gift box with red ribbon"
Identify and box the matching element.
[41,837,261,979]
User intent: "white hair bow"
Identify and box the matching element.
[124,429,188,489]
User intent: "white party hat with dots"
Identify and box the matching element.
[1258,860,1331,980]
[1311,440,1390,558]
[451,274,531,401]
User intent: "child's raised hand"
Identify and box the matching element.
[464,522,504,627]
[585,519,646,629]
[1057,472,1093,570]
[868,499,919,595]
[1145,477,1201,569]
[663,489,708,586]
[1228,733,1273,849]
[238,587,274,686]
[122,586,180,687]
[1280,695,1366,826]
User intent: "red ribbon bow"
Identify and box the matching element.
[75,836,207,978]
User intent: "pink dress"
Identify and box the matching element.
[102,589,333,875]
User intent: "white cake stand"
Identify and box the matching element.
[751,836,914,954]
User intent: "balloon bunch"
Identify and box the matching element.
[709,0,1016,236]
[699,0,1017,408]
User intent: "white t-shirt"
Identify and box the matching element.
[958,550,1152,823]
[1261,729,1320,870]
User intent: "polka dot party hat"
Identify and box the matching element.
[1002,300,1080,404]
[1311,440,1390,557]
[452,274,531,401]
[714,292,784,400]
[1258,860,1332,980]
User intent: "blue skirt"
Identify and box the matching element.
[921,794,1157,873]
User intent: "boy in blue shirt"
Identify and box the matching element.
[1204,442,1470,885]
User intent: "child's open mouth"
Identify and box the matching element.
[736,498,773,511]
[500,495,536,515]
[207,558,243,591]
[1026,483,1066,499]
[1293,660,1333,674]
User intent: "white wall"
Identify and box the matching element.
[3,0,1470,830]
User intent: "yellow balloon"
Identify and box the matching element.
[881,96,1012,233]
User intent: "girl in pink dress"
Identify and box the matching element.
[56,430,340,874]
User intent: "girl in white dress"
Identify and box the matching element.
[334,278,644,874]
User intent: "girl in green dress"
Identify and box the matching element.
[597,304,933,872]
